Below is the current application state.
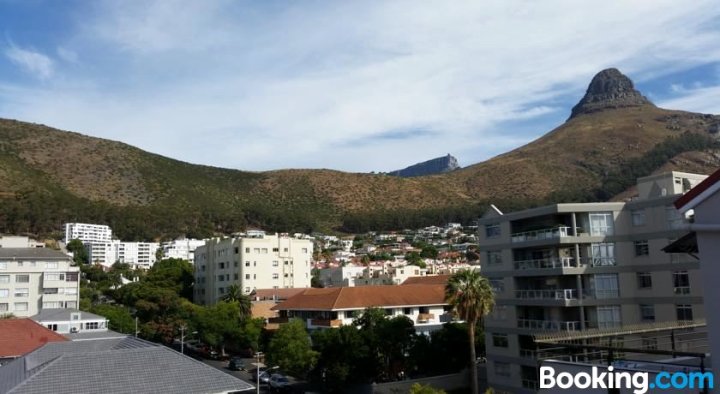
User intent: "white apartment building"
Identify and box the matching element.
[194,233,314,305]
[0,248,80,317]
[0,236,44,248]
[31,309,109,334]
[87,241,159,269]
[478,171,707,393]
[64,223,112,244]
[161,238,206,261]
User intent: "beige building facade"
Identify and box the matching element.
[0,248,80,317]
[193,234,313,305]
[477,172,707,393]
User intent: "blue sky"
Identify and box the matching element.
[1,1,720,173]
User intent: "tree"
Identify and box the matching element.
[410,383,447,394]
[445,269,495,394]
[195,301,244,356]
[145,258,194,300]
[91,304,136,334]
[221,284,252,318]
[267,319,318,378]
[66,239,89,265]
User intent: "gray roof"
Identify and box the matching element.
[30,309,106,322]
[0,248,71,261]
[0,337,253,394]
[63,330,127,341]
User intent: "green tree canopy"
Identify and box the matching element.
[267,319,318,378]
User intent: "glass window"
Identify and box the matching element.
[0,262,6,269]
[487,250,502,265]
[672,271,690,295]
[272,261,278,267]
[46,262,58,269]
[43,302,60,309]
[0,289,8,298]
[642,337,658,350]
[14,288,29,297]
[14,302,28,312]
[0,275,9,283]
[15,274,30,283]
[65,272,78,282]
[245,274,250,280]
[492,333,509,348]
[490,305,507,320]
[676,305,693,321]
[591,243,616,266]
[485,224,501,238]
[589,212,614,236]
[273,273,279,279]
[0,303,7,312]
[597,306,621,328]
[634,240,649,256]
[637,272,652,289]
[640,304,655,322]
[489,279,504,293]
[403,307,412,314]
[65,288,78,295]
[631,209,646,226]
[593,274,619,299]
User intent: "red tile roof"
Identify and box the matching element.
[272,284,447,311]
[401,275,451,285]
[675,168,720,210]
[0,318,68,358]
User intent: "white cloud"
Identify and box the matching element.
[659,85,720,115]
[4,44,54,80]
[2,0,720,171]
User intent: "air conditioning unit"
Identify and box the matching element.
[70,327,79,333]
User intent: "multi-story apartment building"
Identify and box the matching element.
[477,171,707,393]
[193,233,314,305]
[87,241,159,269]
[161,238,206,261]
[64,223,112,244]
[0,248,80,317]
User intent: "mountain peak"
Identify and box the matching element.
[569,68,654,119]
[389,154,460,177]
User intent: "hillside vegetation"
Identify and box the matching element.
[1,69,719,239]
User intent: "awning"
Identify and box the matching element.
[662,232,698,255]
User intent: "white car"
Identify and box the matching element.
[268,374,290,391]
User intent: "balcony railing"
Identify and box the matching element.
[590,256,617,267]
[674,286,691,295]
[514,257,582,270]
[511,226,575,243]
[517,319,581,331]
[310,319,343,328]
[516,288,578,300]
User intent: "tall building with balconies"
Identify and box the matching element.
[0,248,80,317]
[193,233,313,305]
[478,171,707,393]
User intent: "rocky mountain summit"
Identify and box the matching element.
[569,68,654,119]
[389,154,460,177]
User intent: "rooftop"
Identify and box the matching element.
[251,288,306,301]
[0,248,71,261]
[272,284,447,311]
[0,336,254,394]
[401,274,451,286]
[0,319,68,358]
[31,309,106,322]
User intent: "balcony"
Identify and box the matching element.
[267,317,289,324]
[674,287,691,295]
[310,319,342,328]
[417,313,435,323]
[516,289,578,300]
[511,226,575,243]
[517,318,581,331]
[514,257,582,270]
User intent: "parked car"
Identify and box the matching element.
[268,374,291,392]
[250,367,268,381]
[228,357,245,371]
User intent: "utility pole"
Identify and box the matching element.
[135,317,139,338]
[255,351,263,394]
[180,325,186,355]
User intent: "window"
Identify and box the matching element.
[14,288,29,297]
[219,262,225,269]
[273,248,279,252]
[634,240,649,256]
[0,289,8,298]
[597,306,621,328]
[14,302,28,312]
[640,304,655,322]
[65,288,78,295]
[672,271,690,295]
[591,243,616,266]
[47,324,58,331]
[0,275,9,283]
[253,248,260,253]
[642,337,658,350]
[245,274,250,280]
[262,248,268,254]
[492,333,509,348]
[272,261,278,267]
[631,209,646,226]
[637,272,652,289]
[245,247,250,253]
[495,362,511,377]
[66,301,77,309]
[0,303,7,312]
[245,261,250,267]
[676,305,693,321]
[219,287,225,294]
[403,307,412,315]
[234,247,239,254]
[283,248,288,252]
[489,279,504,293]
[485,223,501,238]
[487,250,502,265]
[384,308,394,316]
[234,261,239,267]
[284,261,289,265]
[589,212,614,236]
[234,274,239,280]
[85,322,100,330]
[43,288,59,294]
[273,273,279,279]
[490,305,507,321]
[45,273,64,281]
[16,274,30,283]
[593,274,619,299]
[302,248,308,253]
[43,302,60,309]
[345,310,357,319]
[65,272,78,282]
[217,275,224,282]
[0,262,6,269]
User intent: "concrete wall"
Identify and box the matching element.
[370,365,487,394]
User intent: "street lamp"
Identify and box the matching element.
[254,352,263,394]
[179,325,198,355]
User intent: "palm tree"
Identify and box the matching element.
[445,269,495,394]
[221,284,252,319]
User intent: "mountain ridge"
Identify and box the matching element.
[1,68,719,238]
[388,154,461,177]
